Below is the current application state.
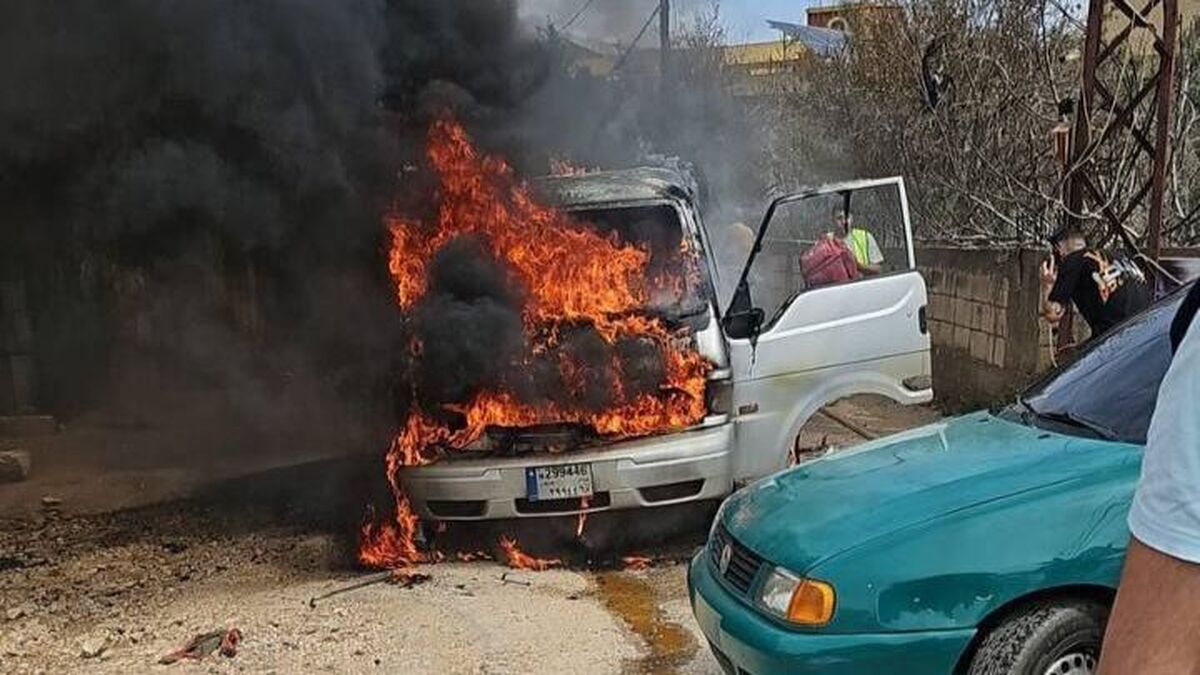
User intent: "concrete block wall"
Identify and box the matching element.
[926,269,1010,369]
[918,247,1051,410]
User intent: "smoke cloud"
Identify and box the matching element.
[0,0,779,457]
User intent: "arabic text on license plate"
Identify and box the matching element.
[526,463,593,502]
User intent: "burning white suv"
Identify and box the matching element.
[396,161,933,522]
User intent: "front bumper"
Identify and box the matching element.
[400,423,734,520]
[688,552,974,675]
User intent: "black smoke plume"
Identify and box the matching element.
[0,0,558,453]
[0,0,766,458]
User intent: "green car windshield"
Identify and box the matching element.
[1017,285,1190,445]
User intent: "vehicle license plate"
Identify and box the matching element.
[525,463,594,501]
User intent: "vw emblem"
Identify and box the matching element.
[718,543,732,575]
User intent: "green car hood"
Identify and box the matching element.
[723,412,1132,575]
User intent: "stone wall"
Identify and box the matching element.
[918,248,1052,410]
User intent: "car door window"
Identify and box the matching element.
[728,181,913,325]
[1020,287,1189,444]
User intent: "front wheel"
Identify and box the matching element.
[967,600,1107,675]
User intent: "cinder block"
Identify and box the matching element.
[993,278,1011,309]
[953,298,971,327]
[992,309,1006,339]
[924,267,942,290]
[954,325,972,350]
[966,274,990,302]
[930,294,950,322]
[970,330,993,362]
[929,319,951,346]
[992,336,1008,368]
[979,304,995,335]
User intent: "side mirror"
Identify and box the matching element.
[722,308,765,340]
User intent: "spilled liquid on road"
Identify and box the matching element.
[594,571,697,674]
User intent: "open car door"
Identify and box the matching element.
[723,177,932,481]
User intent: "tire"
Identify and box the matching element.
[967,600,1108,675]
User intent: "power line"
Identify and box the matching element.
[611,4,661,75]
[560,0,597,31]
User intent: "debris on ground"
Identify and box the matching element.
[6,603,33,621]
[499,572,531,587]
[79,634,109,659]
[391,571,431,589]
[158,627,242,664]
[160,540,188,555]
[620,555,654,571]
[0,449,31,483]
[307,570,430,608]
[791,434,833,466]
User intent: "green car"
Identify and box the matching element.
[689,289,1187,675]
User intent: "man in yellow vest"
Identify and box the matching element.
[833,206,884,275]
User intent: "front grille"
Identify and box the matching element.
[426,500,486,518]
[710,524,764,595]
[514,492,611,514]
[639,479,704,503]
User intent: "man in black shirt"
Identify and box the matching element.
[1039,227,1150,340]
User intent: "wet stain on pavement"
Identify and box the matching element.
[594,570,698,674]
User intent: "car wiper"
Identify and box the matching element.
[1027,409,1119,441]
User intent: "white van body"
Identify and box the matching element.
[400,169,932,520]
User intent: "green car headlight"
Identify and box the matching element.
[756,566,836,626]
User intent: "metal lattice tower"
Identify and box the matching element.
[1064,0,1179,260]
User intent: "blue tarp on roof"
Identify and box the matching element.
[766,20,847,57]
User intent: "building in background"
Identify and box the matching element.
[804,2,905,34]
[556,17,848,99]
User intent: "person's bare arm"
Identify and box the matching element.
[1040,258,1065,325]
[858,262,883,276]
[1099,538,1200,674]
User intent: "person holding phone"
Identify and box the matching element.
[1039,226,1150,341]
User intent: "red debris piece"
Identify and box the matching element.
[158,627,242,665]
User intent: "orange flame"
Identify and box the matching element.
[549,156,593,176]
[360,117,711,570]
[359,494,423,568]
[499,536,563,571]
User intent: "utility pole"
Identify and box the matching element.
[659,0,671,92]
[1055,0,1179,356]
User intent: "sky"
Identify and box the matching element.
[717,0,814,42]
[517,0,816,45]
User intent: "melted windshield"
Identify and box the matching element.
[1014,286,1189,444]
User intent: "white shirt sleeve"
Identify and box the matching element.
[1128,318,1200,562]
[865,231,885,265]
